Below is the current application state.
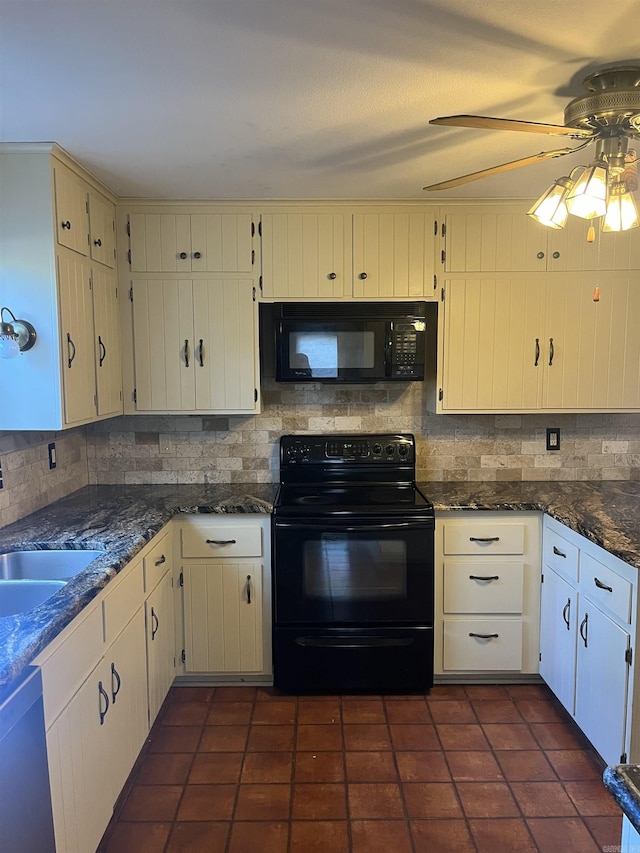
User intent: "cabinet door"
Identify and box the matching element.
[543,274,640,410]
[53,165,89,256]
[261,212,350,298]
[88,190,115,268]
[183,561,263,673]
[129,213,192,272]
[93,266,122,417]
[441,278,544,411]
[146,570,176,725]
[548,218,640,271]
[574,599,630,765]
[445,208,546,273]
[192,278,259,412]
[353,212,439,298]
[57,252,97,425]
[190,214,254,273]
[539,567,577,715]
[132,279,196,410]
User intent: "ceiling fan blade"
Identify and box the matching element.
[423,147,578,192]
[430,115,595,139]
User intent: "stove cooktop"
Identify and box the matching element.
[273,483,434,517]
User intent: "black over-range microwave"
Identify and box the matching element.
[260,301,430,383]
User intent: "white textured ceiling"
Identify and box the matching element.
[1,0,639,200]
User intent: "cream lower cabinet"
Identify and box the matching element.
[435,512,541,677]
[439,273,640,413]
[143,526,176,725]
[540,515,636,766]
[177,516,272,679]
[131,277,260,414]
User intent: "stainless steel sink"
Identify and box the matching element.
[0,550,103,582]
[0,579,67,617]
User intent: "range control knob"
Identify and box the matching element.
[372,443,382,455]
[398,444,409,457]
[385,444,395,456]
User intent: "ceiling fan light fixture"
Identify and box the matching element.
[527,175,574,228]
[602,180,640,232]
[565,158,609,219]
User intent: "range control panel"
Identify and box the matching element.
[281,434,415,465]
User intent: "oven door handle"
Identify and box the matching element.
[275,520,432,532]
[295,636,414,649]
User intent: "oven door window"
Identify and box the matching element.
[274,522,432,624]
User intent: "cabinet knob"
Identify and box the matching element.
[61,220,71,230]
[179,252,188,259]
[193,251,202,259]
[552,251,560,259]
[358,272,367,280]
[328,272,337,280]
[93,238,102,247]
[537,251,545,259]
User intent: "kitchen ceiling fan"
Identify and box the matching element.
[424,64,640,231]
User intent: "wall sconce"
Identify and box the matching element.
[0,307,37,360]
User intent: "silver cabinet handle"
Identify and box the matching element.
[469,632,499,639]
[469,575,499,581]
[562,598,571,630]
[246,574,252,604]
[469,536,500,543]
[553,545,566,558]
[594,577,613,593]
[206,539,237,545]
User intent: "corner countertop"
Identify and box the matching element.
[603,764,640,835]
[0,484,276,695]
[1,479,640,697]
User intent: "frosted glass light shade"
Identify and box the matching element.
[527,177,572,228]
[602,182,640,232]
[0,333,20,359]
[566,160,609,219]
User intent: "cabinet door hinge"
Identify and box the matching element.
[86,200,89,213]
[440,287,445,302]
[259,275,263,292]
[258,220,262,237]
[127,248,132,265]
[441,249,445,265]
[441,222,446,237]
[254,388,258,403]
[181,649,186,664]
[251,249,255,265]
[133,388,137,404]
[94,393,97,407]
[438,387,443,402]
[179,571,184,587]
[626,647,633,666]
[433,274,437,291]
[541,573,544,583]
[621,752,628,763]
[252,286,256,302]
[129,285,133,302]
[251,221,255,237]
[539,652,542,662]
[88,274,93,291]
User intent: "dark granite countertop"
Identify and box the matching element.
[1,479,640,698]
[603,764,640,834]
[0,484,276,695]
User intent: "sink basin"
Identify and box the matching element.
[0,549,103,582]
[0,579,67,617]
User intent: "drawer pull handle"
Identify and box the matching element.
[579,613,589,647]
[469,632,499,640]
[155,554,166,566]
[246,574,252,604]
[98,681,109,725]
[469,575,499,582]
[594,577,613,593]
[111,662,121,704]
[469,536,500,543]
[562,598,571,629]
[151,606,159,640]
[553,546,566,558]
[206,539,237,545]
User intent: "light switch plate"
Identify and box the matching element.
[159,435,173,455]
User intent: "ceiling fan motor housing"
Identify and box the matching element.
[564,65,640,135]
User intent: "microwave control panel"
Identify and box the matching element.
[391,322,424,377]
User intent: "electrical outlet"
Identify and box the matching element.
[546,428,560,451]
[48,442,57,469]
[158,435,172,455]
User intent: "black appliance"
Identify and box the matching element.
[262,301,428,382]
[272,433,434,693]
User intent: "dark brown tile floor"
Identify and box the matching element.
[98,683,622,852]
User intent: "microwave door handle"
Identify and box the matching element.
[385,324,393,377]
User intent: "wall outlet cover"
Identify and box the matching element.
[546,428,560,451]
[48,442,56,469]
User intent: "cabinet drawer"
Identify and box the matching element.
[443,619,523,671]
[143,529,172,593]
[443,522,524,555]
[102,559,144,644]
[36,604,103,728]
[443,561,524,614]
[543,529,579,583]
[181,524,262,558]
[580,553,632,624]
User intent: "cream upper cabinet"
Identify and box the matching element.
[439,274,640,413]
[54,162,90,256]
[131,277,260,414]
[260,207,440,299]
[127,212,255,273]
[260,211,352,298]
[444,205,640,273]
[88,189,116,268]
[352,212,439,299]
[92,266,123,418]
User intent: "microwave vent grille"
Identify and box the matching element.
[278,301,426,319]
